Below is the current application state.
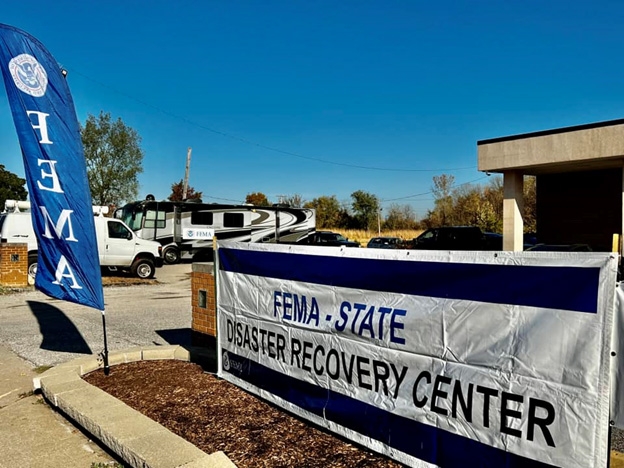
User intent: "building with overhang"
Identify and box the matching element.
[478,118,624,254]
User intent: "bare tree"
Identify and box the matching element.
[283,194,305,208]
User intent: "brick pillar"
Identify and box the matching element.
[191,262,216,348]
[0,243,28,287]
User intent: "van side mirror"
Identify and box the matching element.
[126,232,133,241]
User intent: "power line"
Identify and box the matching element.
[69,68,477,173]
[380,176,490,203]
[203,176,489,207]
[201,194,245,204]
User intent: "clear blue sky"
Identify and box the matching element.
[2,1,624,216]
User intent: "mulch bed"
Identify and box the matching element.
[84,360,405,468]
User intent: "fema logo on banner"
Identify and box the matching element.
[222,351,230,371]
[8,54,48,97]
[187,230,194,238]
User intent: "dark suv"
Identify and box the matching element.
[304,231,360,247]
[412,226,485,250]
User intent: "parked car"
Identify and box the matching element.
[482,232,503,250]
[412,226,485,250]
[483,232,537,250]
[302,231,360,247]
[525,243,592,252]
[524,232,538,247]
[367,237,403,249]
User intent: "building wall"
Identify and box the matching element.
[0,243,28,287]
[536,169,622,251]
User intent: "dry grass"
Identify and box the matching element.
[327,228,424,247]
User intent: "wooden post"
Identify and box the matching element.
[182,147,192,200]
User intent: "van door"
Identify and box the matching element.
[102,219,136,267]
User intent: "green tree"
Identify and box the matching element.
[169,179,203,201]
[304,195,345,228]
[523,176,537,233]
[0,165,27,208]
[421,174,536,234]
[430,174,455,227]
[481,176,504,232]
[383,203,419,230]
[452,184,484,227]
[245,192,270,206]
[351,190,380,231]
[81,111,144,206]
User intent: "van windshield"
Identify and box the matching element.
[0,214,5,234]
[117,204,143,231]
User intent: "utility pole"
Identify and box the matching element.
[182,147,192,200]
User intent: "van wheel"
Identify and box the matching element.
[131,259,155,279]
[28,254,38,284]
[163,247,180,265]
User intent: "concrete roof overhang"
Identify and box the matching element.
[477,118,624,175]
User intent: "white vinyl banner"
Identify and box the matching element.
[610,283,624,428]
[216,241,618,468]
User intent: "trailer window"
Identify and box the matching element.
[224,213,244,228]
[191,211,213,225]
[144,210,165,229]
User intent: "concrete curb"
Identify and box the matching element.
[34,345,237,468]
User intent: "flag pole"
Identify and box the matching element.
[214,236,222,377]
[101,309,110,375]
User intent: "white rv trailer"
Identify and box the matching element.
[115,198,316,263]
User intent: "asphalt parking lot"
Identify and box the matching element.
[0,263,194,367]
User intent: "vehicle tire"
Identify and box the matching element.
[163,246,180,265]
[27,254,38,284]
[131,258,155,279]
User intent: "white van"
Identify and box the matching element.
[0,202,163,280]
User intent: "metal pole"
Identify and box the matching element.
[101,310,110,375]
[214,235,223,377]
[377,207,382,235]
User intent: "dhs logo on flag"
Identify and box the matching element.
[9,54,48,97]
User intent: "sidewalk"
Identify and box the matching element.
[0,344,117,467]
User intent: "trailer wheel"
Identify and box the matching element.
[131,258,155,279]
[28,254,38,284]
[163,246,180,265]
